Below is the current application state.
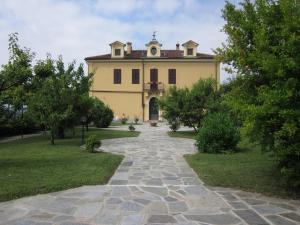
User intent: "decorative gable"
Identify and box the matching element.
[145,32,162,57]
[109,41,126,58]
[182,40,199,57]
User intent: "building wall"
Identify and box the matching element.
[88,60,220,121]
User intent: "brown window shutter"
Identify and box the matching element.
[168,69,176,84]
[132,69,140,84]
[114,69,121,84]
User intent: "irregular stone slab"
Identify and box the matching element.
[121,201,143,212]
[227,201,249,209]
[184,213,241,225]
[122,214,144,225]
[73,202,102,218]
[111,186,131,197]
[253,204,287,215]
[234,209,269,225]
[110,180,128,185]
[133,198,151,205]
[148,215,177,223]
[266,215,297,225]
[280,212,300,223]
[243,198,266,205]
[106,197,122,204]
[141,186,168,197]
[122,161,133,166]
[168,201,188,213]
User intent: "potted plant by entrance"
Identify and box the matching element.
[149,120,158,127]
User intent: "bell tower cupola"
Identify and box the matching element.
[146,31,162,57]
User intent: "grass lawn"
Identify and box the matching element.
[168,131,197,139]
[0,127,139,202]
[169,130,298,198]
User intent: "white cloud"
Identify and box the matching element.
[0,0,230,82]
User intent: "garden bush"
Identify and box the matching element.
[91,99,114,128]
[121,114,128,125]
[196,112,240,153]
[134,116,139,124]
[128,123,135,131]
[169,120,180,132]
[85,135,101,153]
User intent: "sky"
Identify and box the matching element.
[0,0,240,83]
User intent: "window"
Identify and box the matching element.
[168,69,176,84]
[132,69,140,84]
[187,48,193,55]
[115,48,121,56]
[113,69,121,84]
[151,47,157,55]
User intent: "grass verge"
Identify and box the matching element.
[0,127,139,202]
[169,130,298,198]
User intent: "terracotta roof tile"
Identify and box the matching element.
[85,50,215,60]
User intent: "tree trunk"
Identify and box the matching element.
[72,127,75,136]
[86,124,89,132]
[57,126,65,139]
[50,128,55,145]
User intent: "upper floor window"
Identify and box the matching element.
[168,69,176,84]
[132,69,140,84]
[187,48,193,55]
[113,69,121,84]
[115,48,121,56]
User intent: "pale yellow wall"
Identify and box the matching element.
[89,62,143,92]
[88,59,220,121]
[91,92,143,121]
[143,61,218,89]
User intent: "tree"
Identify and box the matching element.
[0,33,36,136]
[160,78,218,131]
[216,0,300,187]
[30,56,93,144]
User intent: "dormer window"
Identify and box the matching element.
[115,49,121,56]
[109,41,126,58]
[151,47,157,56]
[182,40,199,57]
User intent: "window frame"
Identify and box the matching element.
[187,48,193,56]
[132,69,140,84]
[113,69,121,84]
[168,69,176,84]
[114,48,121,56]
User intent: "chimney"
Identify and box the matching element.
[127,42,132,54]
[176,43,180,50]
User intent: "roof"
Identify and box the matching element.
[182,40,199,47]
[109,41,126,47]
[85,50,215,61]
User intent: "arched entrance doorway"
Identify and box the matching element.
[149,97,159,120]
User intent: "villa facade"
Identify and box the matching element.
[85,35,220,121]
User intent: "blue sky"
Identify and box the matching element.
[0,0,239,82]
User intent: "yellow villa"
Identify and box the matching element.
[85,35,220,122]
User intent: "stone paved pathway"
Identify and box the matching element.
[0,123,299,225]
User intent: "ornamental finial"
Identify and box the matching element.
[152,31,157,40]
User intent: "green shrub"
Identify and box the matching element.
[169,120,180,132]
[134,116,139,124]
[196,112,240,153]
[91,99,114,128]
[85,135,101,153]
[128,123,135,131]
[121,115,128,125]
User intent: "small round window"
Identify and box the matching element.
[151,47,157,55]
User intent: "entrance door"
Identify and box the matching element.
[150,69,158,90]
[149,97,159,120]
